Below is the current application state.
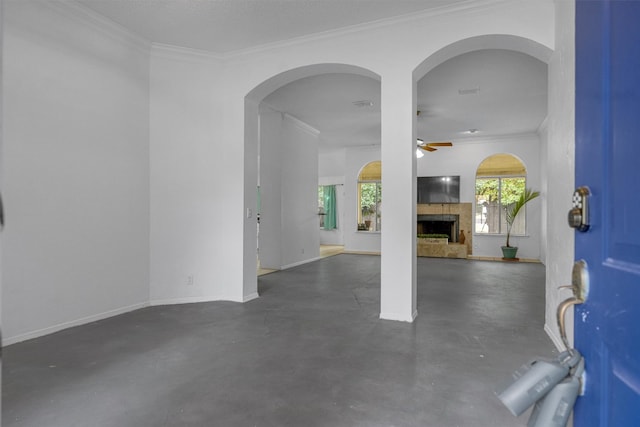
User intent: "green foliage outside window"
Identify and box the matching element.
[358,182,382,231]
[475,177,526,234]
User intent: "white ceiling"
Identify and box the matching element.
[72,0,470,54]
[71,0,548,152]
[264,49,547,151]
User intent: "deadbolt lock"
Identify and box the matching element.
[568,186,590,232]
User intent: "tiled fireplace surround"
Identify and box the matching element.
[417,203,472,258]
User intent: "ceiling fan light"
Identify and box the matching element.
[416,148,424,158]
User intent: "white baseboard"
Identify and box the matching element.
[380,310,418,323]
[149,294,239,306]
[3,301,149,346]
[243,292,260,303]
[342,250,381,256]
[280,256,322,270]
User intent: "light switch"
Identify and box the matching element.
[246,208,252,218]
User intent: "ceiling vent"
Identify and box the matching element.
[352,100,374,108]
[458,87,480,95]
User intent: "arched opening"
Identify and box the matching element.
[243,64,381,293]
[414,39,550,262]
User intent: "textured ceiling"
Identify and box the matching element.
[73,0,470,54]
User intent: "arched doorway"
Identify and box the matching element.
[244,64,381,296]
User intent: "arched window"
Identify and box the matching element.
[357,161,382,232]
[475,154,528,235]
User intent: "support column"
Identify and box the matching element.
[380,71,417,322]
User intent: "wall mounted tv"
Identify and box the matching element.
[417,176,460,204]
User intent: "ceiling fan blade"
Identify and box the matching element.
[426,142,453,147]
[419,145,437,152]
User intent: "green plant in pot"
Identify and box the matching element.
[502,187,540,259]
[361,204,375,230]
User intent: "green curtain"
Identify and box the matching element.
[323,185,337,230]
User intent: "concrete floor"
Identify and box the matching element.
[3,255,556,426]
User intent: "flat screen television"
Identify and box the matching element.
[417,176,460,204]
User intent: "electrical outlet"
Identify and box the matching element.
[301,248,305,254]
[186,275,194,286]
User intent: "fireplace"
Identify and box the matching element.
[417,214,460,243]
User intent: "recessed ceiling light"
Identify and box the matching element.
[464,129,479,134]
[352,100,373,108]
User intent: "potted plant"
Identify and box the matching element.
[361,204,375,230]
[501,187,540,259]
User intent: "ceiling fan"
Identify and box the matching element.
[416,139,453,153]
[415,110,453,154]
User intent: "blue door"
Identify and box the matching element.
[574,0,640,425]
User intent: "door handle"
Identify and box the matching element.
[557,260,589,352]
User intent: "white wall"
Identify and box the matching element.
[148,45,230,304]
[538,118,549,265]
[3,2,151,344]
[417,133,543,260]
[259,111,320,269]
[281,115,320,267]
[544,0,575,349]
[258,111,283,268]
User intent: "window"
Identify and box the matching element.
[357,161,382,232]
[475,154,527,235]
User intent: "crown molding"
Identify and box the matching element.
[283,113,321,137]
[451,131,540,145]
[150,43,224,63]
[46,1,151,54]
[223,0,513,59]
[259,102,320,136]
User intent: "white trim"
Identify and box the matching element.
[451,132,540,145]
[280,256,322,270]
[380,310,418,323]
[2,302,149,346]
[49,1,151,54]
[149,295,243,306]
[224,0,512,58]
[151,43,224,62]
[243,292,260,303]
[342,250,381,256]
[259,103,320,136]
[544,323,566,352]
[282,113,321,136]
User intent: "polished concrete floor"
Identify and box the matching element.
[3,255,556,426]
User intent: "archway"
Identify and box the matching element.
[243,64,381,299]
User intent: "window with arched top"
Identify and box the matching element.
[357,161,382,232]
[475,154,528,235]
